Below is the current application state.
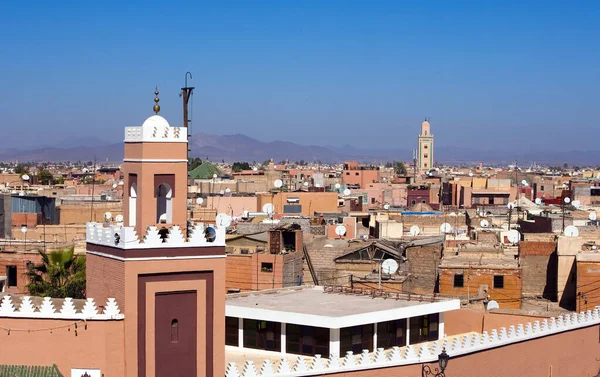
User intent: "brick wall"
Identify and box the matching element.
[226,254,254,292]
[282,251,304,287]
[519,241,556,256]
[0,251,44,293]
[403,243,442,294]
[576,260,600,312]
[520,241,557,298]
[86,253,125,311]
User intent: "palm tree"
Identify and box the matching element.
[25,248,86,299]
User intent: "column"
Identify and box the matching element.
[330,328,340,357]
[281,322,287,354]
[373,322,378,351]
[438,312,445,339]
[238,317,244,348]
[405,318,410,346]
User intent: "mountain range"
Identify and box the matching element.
[0,133,598,166]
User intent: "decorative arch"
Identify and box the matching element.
[156,183,173,224]
[129,182,137,226]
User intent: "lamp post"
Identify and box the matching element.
[422,348,449,377]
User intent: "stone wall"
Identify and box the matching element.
[236,218,311,235]
[403,243,442,294]
[520,241,557,298]
[283,251,304,287]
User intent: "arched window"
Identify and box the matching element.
[129,183,137,226]
[156,183,173,224]
[171,319,179,342]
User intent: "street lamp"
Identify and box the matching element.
[422,348,449,377]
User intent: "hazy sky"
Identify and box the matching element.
[1,1,599,151]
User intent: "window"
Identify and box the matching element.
[453,274,464,288]
[371,198,376,204]
[409,313,439,345]
[346,172,350,176]
[411,200,416,205]
[170,319,179,342]
[424,163,428,168]
[341,324,373,354]
[240,248,249,255]
[424,154,428,158]
[422,200,426,203]
[225,317,239,346]
[355,172,359,176]
[156,182,173,223]
[286,324,330,356]
[377,319,406,349]
[493,275,504,289]
[424,145,428,149]
[243,319,281,352]
[261,262,273,272]
[540,185,545,191]
[6,266,17,287]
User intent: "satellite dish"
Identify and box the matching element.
[219,190,225,195]
[335,183,341,189]
[253,167,258,171]
[343,189,351,196]
[572,200,581,209]
[225,188,231,193]
[335,225,346,237]
[303,182,309,187]
[262,203,274,214]
[521,179,527,186]
[487,300,500,310]
[196,197,204,205]
[563,197,571,204]
[507,229,520,244]
[274,179,283,188]
[507,202,515,210]
[409,225,421,236]
[440,223,452,233]
[479,212,485,217]
[216,213,232,228]
[564,225,579,237]
[535,198,542,205]
[449,212,456,217]
[112,183,117,189]
[381,259,399,275]
[383,203,390,210]
[468,172,473,177]
[212,173,218,179]
[159,213,167,223]
[82,168,89,173]
[480,219,489,228]
[18,191,25,196]
[21,226,27,234]
[115,214,124,223]
[21,174,30,181]
[590,212,597,221]
[104,212,112,220]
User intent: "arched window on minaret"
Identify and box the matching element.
[157,183,173,224]
[129,183,137,226]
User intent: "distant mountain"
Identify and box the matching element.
[0,133,598,166]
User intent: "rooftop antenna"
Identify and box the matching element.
[181,73,195,239]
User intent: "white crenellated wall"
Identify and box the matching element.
[225,307,600,377]
[0,296,123,320]
[85,222,226,249]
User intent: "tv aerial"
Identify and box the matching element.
[564,225,579,237]
[480,219,490,228]
[274,179,283,189]
[262,203,274,214]
[409,225,421,236]
[216,213,232,228]
[440,223,452,234]
[335,225,346,237]
[381,259,399,275]
[343,189,351,196]
[507,229,520,244]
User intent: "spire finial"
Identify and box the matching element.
[153,87,161,114]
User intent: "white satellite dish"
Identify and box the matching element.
[521,179,527,186]
[563,197,571,204]
[115,214,124,223]
[159,213,167,223]
[440,223,452,233]
[468,172,473,177]
[507,229,520,244]
[383,203,390,210]
[590,212,597,221]
[381,259,399,275]
[196,197,204,205]
[479,212,485,217]
[409,225,421,236]
[507,202,515,210]
[112,183,117,189]
[303,182,309,187]
[18,192,24,196]
[572,200,581,209]
[225,188,231,193]
[487,300,500,310]
[22,174,30,181]
[449,212,456,217]
[535,198,542,205]
[253,167,258,171]
[335,183,341,189]
[564,225,579,237]
[216,213,232,228]
[343,189,351,196]
[82,168,89,173]
[212,173,218,179]
[263,203,274,214]
[21,226,27,234]
[104,212,112,220]
[219,190,225,195]
[480,219,489,228]
[335,225,346,237]
[274,179,283,188]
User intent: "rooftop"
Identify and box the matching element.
[225,286,459,328]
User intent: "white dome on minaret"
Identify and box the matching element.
[142,114,170,130]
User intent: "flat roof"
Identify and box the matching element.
[226,286,459,328]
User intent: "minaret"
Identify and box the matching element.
[417,118,434,171]
[85,89,226,377]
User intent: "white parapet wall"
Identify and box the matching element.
[225,307,600,377]
[0,296,124,320]
[85,222,226,248]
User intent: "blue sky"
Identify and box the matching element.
[1,1,598,151]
